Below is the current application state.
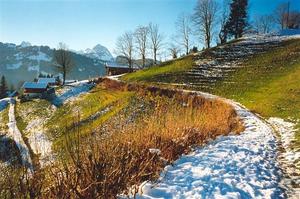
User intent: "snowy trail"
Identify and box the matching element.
[133,95,286,199]
[52,82,94,106]
[7,99,33,169]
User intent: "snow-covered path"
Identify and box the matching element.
[52,81,94,106]
[134,99,286,199]
[7,99,33,169]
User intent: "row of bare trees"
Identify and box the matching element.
[115,0,299,65]
[253,2,300,34]
[115,23,164,69]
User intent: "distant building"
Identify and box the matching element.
[105,62,137,76]
[37,77,57,86]
[22,82,49,95]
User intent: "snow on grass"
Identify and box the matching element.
[7,99,32,170]
[268,117,300,162]
[267,117,300,198]
[131,101,285,199]
[6,62,22,70]
[28,51,51,62]
[27,130,52,166]
[107,74,126,81]
[52,81,94,106]
[0,98,10,112]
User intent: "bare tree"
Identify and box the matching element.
[169,42,180,59]
[273,3,289,30]
[288,11,300,29]
[218,0,230,44]
[149,23,164,65]
[53,42,73,85]
[176,13,192,55]
[115,31,134,69]
[253,15,273,34]
[135,26,149,68]
[193,0,218,49]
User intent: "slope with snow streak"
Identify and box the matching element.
[7,99,32,169]
[135,104,285,198]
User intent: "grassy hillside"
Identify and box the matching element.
[212,39,300,149]
[15,84,134,152]
[122,55,194,82]
[122,38,300,150]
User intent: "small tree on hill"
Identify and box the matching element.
[115,31,135,69]
[169,43,180,59]
[176,13,193,55]
[0,75,8,99]
[149,23,164,65]
[53,42,73,85]
[135,26,149,68]
[225,0,248,39]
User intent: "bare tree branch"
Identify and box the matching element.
[53,42,73,85]
[193,0,218,49]
[134,26,149,68]
[176,13,192,55]
[114,31,134,69]
[149,23,164,65]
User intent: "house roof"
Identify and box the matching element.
[23,82,48,89]
[37,78,56,84]
[105,62,139,69]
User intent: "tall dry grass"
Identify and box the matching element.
[0,78,243,198]
[43,78,243,198]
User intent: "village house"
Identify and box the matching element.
[105,62,137,76]
[22,79,55,99]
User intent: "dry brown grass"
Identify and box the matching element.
[0,78,243,198]
[42,78,243,198]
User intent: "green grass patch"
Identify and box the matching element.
[121,56,194,82]
[45,85,132,138]
[0,107,9,134]
[52,93,134,151]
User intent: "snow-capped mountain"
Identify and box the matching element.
[20,41,31,48]
[0,41,106,88]
[80,44,114,61]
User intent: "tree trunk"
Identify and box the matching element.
[154,49,157,65]
[142,54,145,68]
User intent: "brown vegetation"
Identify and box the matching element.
[0,78,243,198]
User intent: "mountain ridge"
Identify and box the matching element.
[0,42,107,88]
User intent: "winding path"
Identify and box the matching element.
[132,92,288,199]
[7,98,33,169]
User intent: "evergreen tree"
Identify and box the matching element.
[225,0,248,39]
[0,75,8,99]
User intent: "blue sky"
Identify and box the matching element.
[0,0,299,54]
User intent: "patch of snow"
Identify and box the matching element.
[0,98,10,111]
[28,51,51,62]
[128,96,286,199]
[19,41,31,48]
[149,148,161,155]
[6,43,16,48]
[52,82,94,106]
[267,117,300,198]
[28,65,39,71]
[27,131,52,166]
[14,52,24,61]
[6,62,22,70]
[106,74,125,81]
[7,99,33,170]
